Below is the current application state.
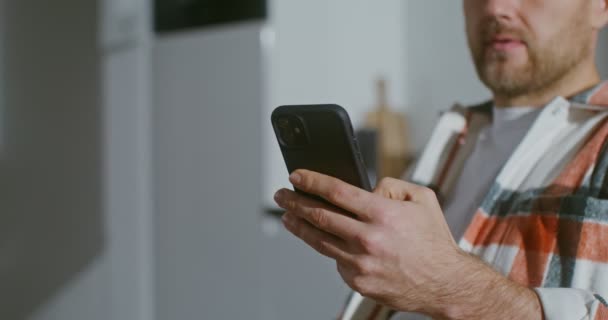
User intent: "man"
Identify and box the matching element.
[273,0,608,319]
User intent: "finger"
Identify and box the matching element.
[288,170,377,221]
[274,189,367,242]
[373,177,439,207]
[282,212,353,263]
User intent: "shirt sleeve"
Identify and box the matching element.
[534,288,608,320]
[338,293,394,320]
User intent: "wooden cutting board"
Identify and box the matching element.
[364,78,413,179]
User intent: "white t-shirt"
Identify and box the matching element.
[390,105,541,320]
[443,105,542,240]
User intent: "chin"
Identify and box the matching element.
[486,60,530,78]
[482,69,531,94]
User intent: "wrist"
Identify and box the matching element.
[432,250,483,319]
[417,248,473,318]
[429,251,542,320]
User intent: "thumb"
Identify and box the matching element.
[373,177,439,206]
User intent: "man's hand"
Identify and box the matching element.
[274,169,542,319]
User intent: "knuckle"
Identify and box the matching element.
[315,240,333,257]
[353,232,367,248]
[304,172,321,192]
[353,257,374,276]
[310,208,329,229]
[376,177,391,189]
[375,213,391,226]
[374,177,395,194]
[380,177,398,187]
[327,185,347,203]
[302,176,314,191]
[370,207,392,225]
[419,186,437,200]
[285,199,298,211]
[310,236,323,253]
[357,232,383,253]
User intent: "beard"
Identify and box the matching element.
[468,17,592,98]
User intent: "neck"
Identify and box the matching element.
[493,60,601,108]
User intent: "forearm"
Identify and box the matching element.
[428,250,543,320]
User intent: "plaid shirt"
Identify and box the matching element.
[341,82,608,320]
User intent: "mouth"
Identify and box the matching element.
[486,35,526,51]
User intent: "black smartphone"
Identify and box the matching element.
[271,104,372,198]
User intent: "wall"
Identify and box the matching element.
[153,23,265,320]
[98,45,155,320]
[404,0,490,151]
[99,0,156,318]
[2,0,156,319]
[0,0,105,319]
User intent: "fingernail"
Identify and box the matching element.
[289,172,302,184]
[274,190,283,203]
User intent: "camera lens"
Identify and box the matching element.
[278,118,289,129]
[283,130,295,144]
[275,114,308,147]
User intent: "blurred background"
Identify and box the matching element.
[1,0,608,319]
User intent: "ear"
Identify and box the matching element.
[590,0,608,29]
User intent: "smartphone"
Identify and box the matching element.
[271,104,372,197]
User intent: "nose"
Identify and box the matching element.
[484,0,518,22]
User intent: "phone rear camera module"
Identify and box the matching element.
[278,118,289,129]
[274,115,309,147]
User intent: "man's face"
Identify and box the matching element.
[464,0,594,98]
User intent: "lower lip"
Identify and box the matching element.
[491,40,525,51]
